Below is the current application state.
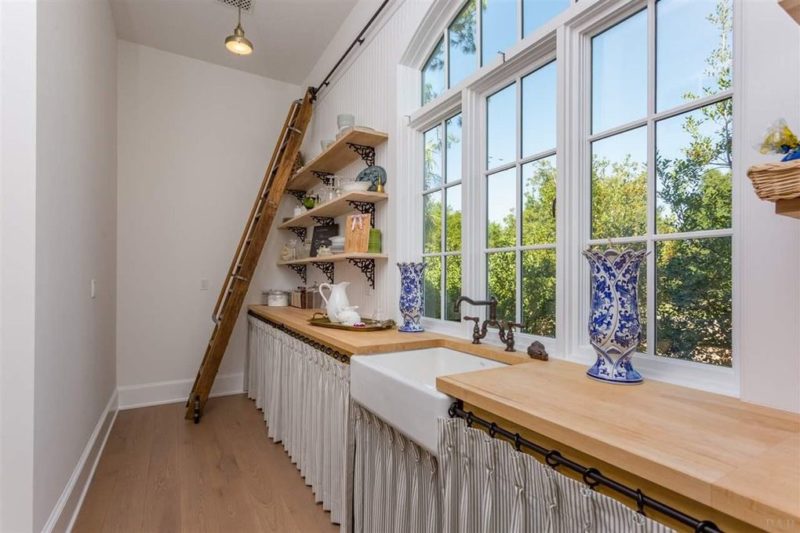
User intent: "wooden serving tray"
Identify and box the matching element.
[308,313,395,331]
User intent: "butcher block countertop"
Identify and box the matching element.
[247,305,528,365]
[437,360,800,532]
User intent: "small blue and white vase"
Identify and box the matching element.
[583,247,648,384]
[397,262,426,333]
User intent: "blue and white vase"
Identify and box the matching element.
[397,262,426,333]
[583,247,648,384]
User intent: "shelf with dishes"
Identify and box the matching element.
[287,127,388,191]
[277,253,387,288]
[279,191,387,229]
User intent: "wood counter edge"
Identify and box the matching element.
[436,372,800,532]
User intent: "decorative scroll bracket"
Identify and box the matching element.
[286,264,307,284]
[287,227,307,242]
[312,261,335,283]
[311,171,335,186]
[347,258,375,289]
[347,201,376,227]
[286,189,306,203]
[347,143,376,167]
[312,216,335,226]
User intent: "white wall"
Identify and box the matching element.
[736,0,800,412]
[116,41,301,405]
[33,0,119,529]
[1,1,37,530]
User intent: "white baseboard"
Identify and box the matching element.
[41,389,118,533]
[117,372,244,410]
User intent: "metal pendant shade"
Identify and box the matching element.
[225,7,253,55]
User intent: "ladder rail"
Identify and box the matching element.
[211,100,301,323]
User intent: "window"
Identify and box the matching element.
[485,61,557,337]
[423,114,463,321]
[588,0,733,367]
[421,0,570,105]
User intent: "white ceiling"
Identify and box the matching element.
[110,0,359,85]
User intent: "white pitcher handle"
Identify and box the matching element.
[318,283,331,306]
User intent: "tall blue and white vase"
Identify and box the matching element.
[397,262,426,333]
[583,247,648,384]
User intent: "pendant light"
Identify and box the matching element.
[225,6,253,55]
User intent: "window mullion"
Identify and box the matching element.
[646,0,657,357]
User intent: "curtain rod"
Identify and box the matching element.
[449,402,721,533]
[311,0,391,99]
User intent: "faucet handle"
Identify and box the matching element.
[462,316,483,345]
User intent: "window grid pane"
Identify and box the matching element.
[448,1,478,88]
[423,256,442,320]
[422,38,445,105]
[588,1,733,367]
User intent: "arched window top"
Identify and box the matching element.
[418,0,572,106]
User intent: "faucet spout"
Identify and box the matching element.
[454,296,498,321]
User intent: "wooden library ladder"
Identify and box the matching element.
[185,87,314,422]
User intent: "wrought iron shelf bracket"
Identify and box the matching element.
[347,143,376,167]
[448,402,721,533]
[311,171,335,186]
[347,201,376,227]
[286,264,307,284]
[311,216,335,226]
[286,189,307,203]
[287,227,307,242]
[312,261,335,283]
[347,258,375,288]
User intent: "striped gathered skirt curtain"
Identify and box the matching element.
[245,316,350,526]
[350,402,442,533]
[438,418,676,533]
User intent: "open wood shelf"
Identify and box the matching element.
[287,127,388,191]
[776,197,800,219]
[279,191,387,229]
[278,252,387,266]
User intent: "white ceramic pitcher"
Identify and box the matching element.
[318,282,352,323]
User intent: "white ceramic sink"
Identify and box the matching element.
[350,348,505,455]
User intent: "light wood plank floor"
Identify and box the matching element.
[74,394,339,532]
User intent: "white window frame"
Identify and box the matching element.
[421,113,464,321]
[399,0,741,395]
[480,58,559,341]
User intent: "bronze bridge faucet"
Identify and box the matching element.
[453,296,522,352]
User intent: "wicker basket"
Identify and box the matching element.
[747,160,800,201]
